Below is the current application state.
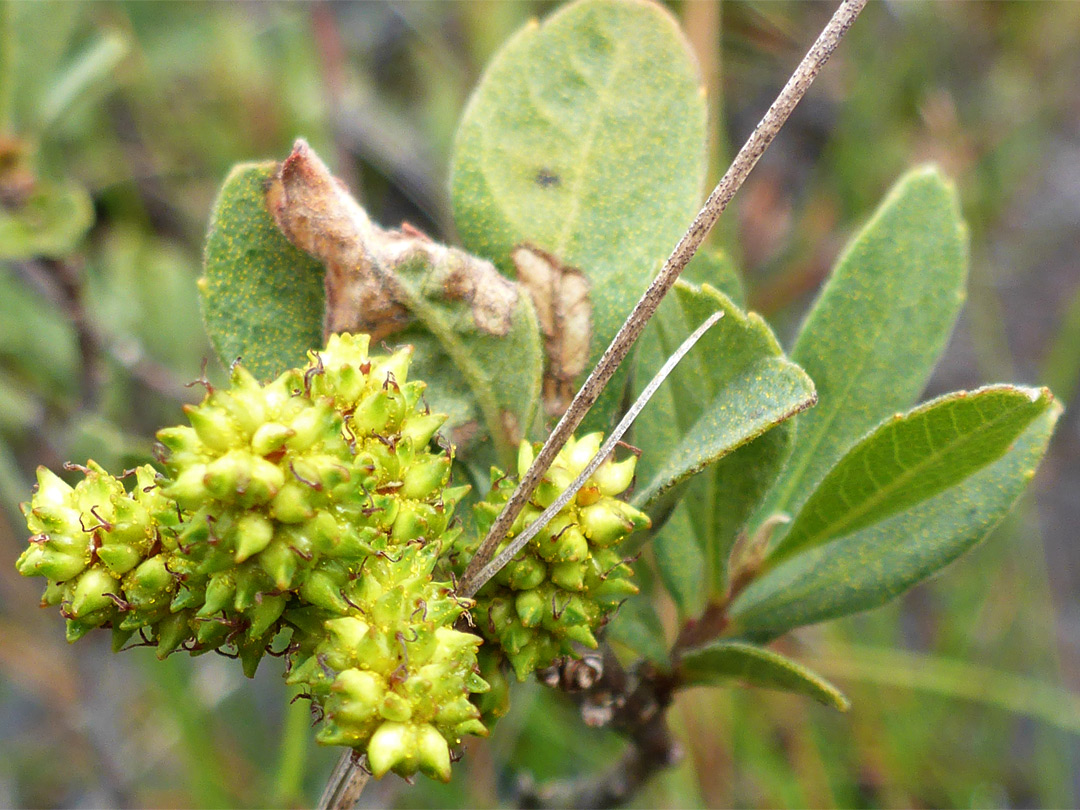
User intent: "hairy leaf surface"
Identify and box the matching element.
[757,167,968,526]
[730,401,1060,638]
[633,282,811,605]
[387,251,543,464]
[770,385,1054,564]
[200,162,325,380]
[634,283,814,518]
[451,0,707,429]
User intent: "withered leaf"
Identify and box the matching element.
[377,231,519,338]
[513,245,592,417]
[267,139,411,341]
[266,140,543,465]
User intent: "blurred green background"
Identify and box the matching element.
[1,1,1078,807]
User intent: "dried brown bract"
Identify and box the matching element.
[267,140,411,340]
[268,139,526,346]
[513,246,592,417]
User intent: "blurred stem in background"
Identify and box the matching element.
[272,688,312,808]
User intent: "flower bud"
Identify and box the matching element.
[459,432,649,680]
[71,567,118,617]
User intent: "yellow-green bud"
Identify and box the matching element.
[287,542,487,781]
[458,434,649,680]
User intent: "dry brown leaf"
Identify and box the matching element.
[513,245,592,417]
[376,229,520,338]
[268,139,523,343]
[267,139,412,340]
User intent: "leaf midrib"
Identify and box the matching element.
[778,393,1040,559]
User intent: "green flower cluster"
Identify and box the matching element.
[16,333,652,780]
[286,542,487,781]
[17,462,182,648]
[16,333,487,781]
[457,434,651,680]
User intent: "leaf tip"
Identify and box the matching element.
[895,162,962,214]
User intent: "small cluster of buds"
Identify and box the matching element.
[17,334,485,780]
[18,462,181,647]
[15,335,651,781]
[286,542,487,780]
[456,434,650,680]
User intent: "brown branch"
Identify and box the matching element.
[317,751,371,810]
[461,0,868,589]
[518,648,680,809]
[9,258,193,403]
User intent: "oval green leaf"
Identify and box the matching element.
[450,0,707,429]
[199,162,326,381]
[756,166,969,526]
[633,282,815,513]
[684,247,744,308]
[730,400,1060,639]
[769,385,1055,565]
[679,640,849,711]
[632,282,811,602]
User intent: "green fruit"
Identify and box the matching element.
[459,433,649,680]
[286,542,488,781]
[17,463,184,644]
[151,335,462,672]
[17,332,489,776]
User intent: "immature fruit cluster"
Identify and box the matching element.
[16,462,182,648]
[286,542,488,780]
[17,332,652,779]
[15,333,488,781]
[461,434,651,680]
[150,334,462,674]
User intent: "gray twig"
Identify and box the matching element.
[317,751,371,810]
[461,0,869,590]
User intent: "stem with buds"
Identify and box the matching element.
[460,0,869,593]
[319,2,867,807]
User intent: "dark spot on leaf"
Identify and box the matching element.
[535,169,560,188]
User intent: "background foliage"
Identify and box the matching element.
[1,2,1078,807]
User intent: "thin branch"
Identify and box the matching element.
[462,0,868,588]
[317,751,370,810]
[9,258,193,403]
[518,648,679,809]
[462,311,723,596]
